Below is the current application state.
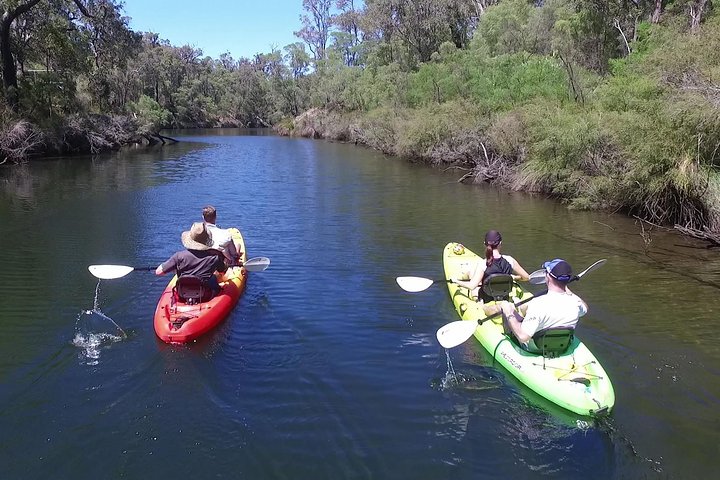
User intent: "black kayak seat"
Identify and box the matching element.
[527,327,575,358]
[174,275,207,304]
[482,273,514,302]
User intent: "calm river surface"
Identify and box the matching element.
[1,129,718,479]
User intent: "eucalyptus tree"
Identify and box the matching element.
[333,0,363,65]
[361,0,485,68]
[0,0,129,111]
[285,41,311,79]
[133,33,166,105]
[295,0,334,61]
[84,0,141,111]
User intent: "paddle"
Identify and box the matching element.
[435,258,607,349]
[396,276,452,293]
[88,256,271,280]
[527,258,607,285]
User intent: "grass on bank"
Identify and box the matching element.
[289,15,720,232]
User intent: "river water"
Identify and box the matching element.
[0,129,718,479]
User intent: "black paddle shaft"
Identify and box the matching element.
[478,289,548,325]
[478,270,602,325]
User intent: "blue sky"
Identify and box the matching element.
[121,0,306,60]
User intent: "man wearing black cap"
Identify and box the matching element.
[500,258,588,352]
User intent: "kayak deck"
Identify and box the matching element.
[153,228,248,344]
[443,242,615,416]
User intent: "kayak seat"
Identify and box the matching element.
[174,275,208,305]
[482,274,514,302]
[528,328,575,358]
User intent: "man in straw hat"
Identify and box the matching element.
[155,222,228,298]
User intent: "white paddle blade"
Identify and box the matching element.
[578,259,607,279]
[88,265,135,280]
[436,320,479,349]
[244,256,270,272]
[528,269,547,284]
[396,276,434,293]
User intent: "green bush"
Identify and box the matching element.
[129,95,172,132]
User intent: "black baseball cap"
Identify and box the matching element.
[484,230,502,245]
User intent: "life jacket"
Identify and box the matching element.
[479,256,512,303]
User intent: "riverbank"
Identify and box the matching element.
[275,105,720,245]
[0,112,178,165]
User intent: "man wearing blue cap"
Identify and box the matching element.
[500,259,588,352]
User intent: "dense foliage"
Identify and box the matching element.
[1,0,718,232]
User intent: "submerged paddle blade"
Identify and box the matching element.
[396,276,435,293]
[243,256,270,272]
[436,320,479,349]
[88,265,135,280]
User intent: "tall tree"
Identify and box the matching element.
[362,0,483,68]
[333,0,363,65]
[295,0,334,61]
[1,0,43,108]
[0,0,128,111]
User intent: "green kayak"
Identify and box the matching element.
[442,242,615,416]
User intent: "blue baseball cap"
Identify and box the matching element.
[542,259,573,282]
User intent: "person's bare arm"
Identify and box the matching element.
[512,261,530,282]
[501,302,531,344]
[454,262,484,289]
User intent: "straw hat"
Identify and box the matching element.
[181,222,213,251]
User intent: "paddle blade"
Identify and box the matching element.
[244,256,270,272]
[436,320,479,349]
[577,259,607,279]
[88,265,135,280]
[396,276,434,293]
[528,269,546,284]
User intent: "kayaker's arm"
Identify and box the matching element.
[453,261,484,290]
[501,302,532,344]
[506,255,530,282]
[155,264,166,275]
[511,264,530,282]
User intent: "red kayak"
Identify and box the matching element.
[153,229,247,343]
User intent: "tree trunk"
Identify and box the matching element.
[1,0,44,110]
[651,0,663,23]
[1,0,91,110]
[690,0,710,32]
[1,12,20,109]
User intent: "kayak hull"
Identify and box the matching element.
[443,242,615,416]
[153,228,247,344]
